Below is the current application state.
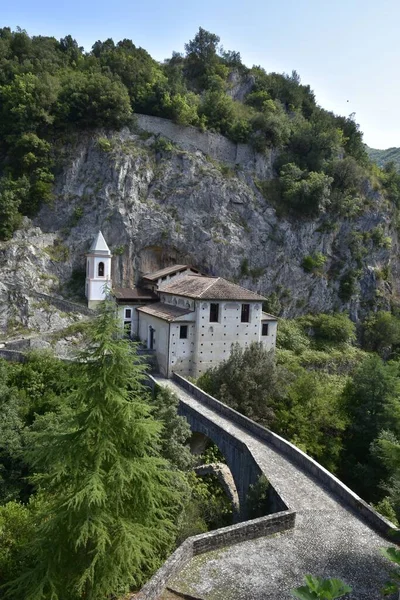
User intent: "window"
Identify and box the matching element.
[209,303,219,322]
[98,262,104,277]
[262,323,269,336]
[86,260,89,276]
[124,308,132,319]
[180,325,188,339]
[241,304,250,323]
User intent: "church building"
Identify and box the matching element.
[85,232,278,378]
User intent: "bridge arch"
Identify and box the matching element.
[179,403,263,520]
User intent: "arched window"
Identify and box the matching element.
[98,262,104,277]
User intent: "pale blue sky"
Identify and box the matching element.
[2,0,399,148]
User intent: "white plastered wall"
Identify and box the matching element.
[168,321,196,377]
[260,320,278,351]
[86,254,111,306]
[138,313,170,376]
[192,301,271,378]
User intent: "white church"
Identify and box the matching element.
[85,232,278,378]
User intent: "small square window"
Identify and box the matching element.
[241,304,250,323]
[180,325,188,339]
[125,308,132,319]
[262,323,269,336]
[210,303,219,322]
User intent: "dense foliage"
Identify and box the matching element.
[0,306,237,599]
[198,311,400,524]
[0,26,397,240]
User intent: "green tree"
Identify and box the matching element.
[0,72,59,138]
[197,342,289,427]
[57,71,132,128]
[363,311,400,359]
[279,163,332,215]
[0,500,39,587]
[149,387,194,471]
[184,27,221,88]
[6,302,183,600]
[299,313,356,347]
[0,175,28,240]
[340,355,400,500]
[274,370,347,471]
[0,361,28,503]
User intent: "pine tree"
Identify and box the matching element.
[6,301,183,600]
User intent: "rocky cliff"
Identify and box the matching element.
[0,115,398,344]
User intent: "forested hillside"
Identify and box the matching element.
[367,145,400,171]
[1,25,400,240]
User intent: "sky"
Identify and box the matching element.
[2,0,400,149]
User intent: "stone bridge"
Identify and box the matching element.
[137,374,400,600]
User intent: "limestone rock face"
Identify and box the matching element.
[0,116,397,342]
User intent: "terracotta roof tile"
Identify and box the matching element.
[159,275,266,301]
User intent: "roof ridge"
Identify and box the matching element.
[199,277,221,297]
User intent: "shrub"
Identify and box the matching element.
[0,500,37,586]
[338,270,358,302]
[363,311,400,357]
[302,252,327,274]
[96,137,113,152]
[280,163,333,215]
[151,136,175,154]
[302,313,356,345]
[277,319,311,353]
[370,224,392,249]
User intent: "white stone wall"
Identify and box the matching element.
[117,304,143,337]
[192,301,266,378]
[169,322,196,376]
[260,320,278,351]
[138,313,170,376]
[85,254,111,304]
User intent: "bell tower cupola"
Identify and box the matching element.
[85,231,112,309]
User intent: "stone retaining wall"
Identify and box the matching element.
[135,510,295,600]
[31,292,93,316]
[134,114,275,179]
[0,349,26,362]
[173,373,400,541]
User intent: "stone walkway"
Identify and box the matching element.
[156,378,396,600]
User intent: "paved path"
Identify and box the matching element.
[156,378,395,600]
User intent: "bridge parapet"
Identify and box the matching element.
[136,509,295,600]
[173,373,400,541]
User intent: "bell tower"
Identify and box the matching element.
[85,231,112,309]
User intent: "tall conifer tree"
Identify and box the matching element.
[7,301,182,600]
